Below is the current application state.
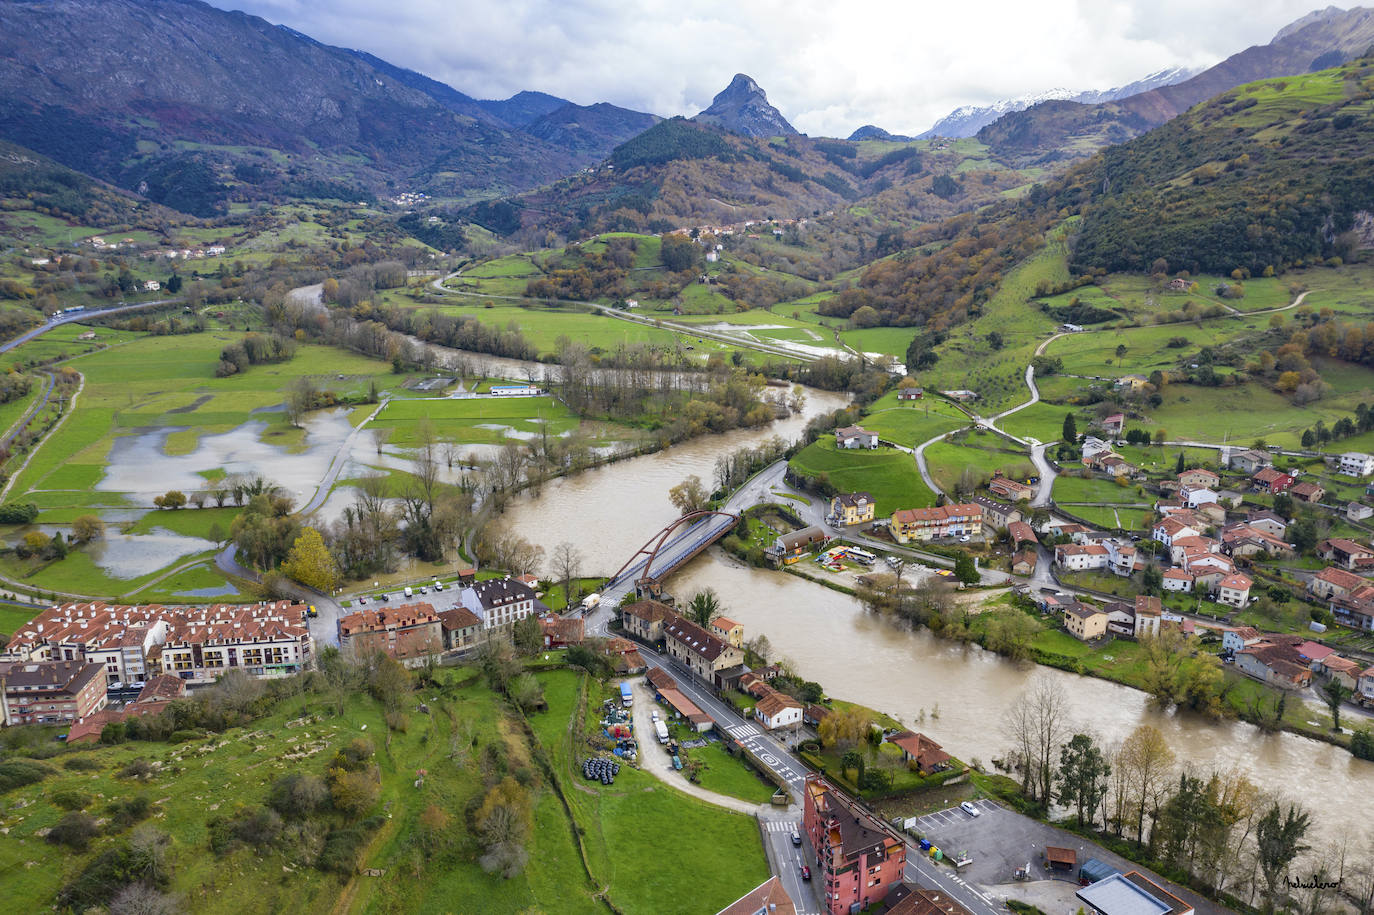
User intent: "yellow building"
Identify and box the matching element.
[829,492,875,526]
[1065,604,1109,641]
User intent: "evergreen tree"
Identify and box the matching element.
[1062,412,1077,443]
[1175,452,1185,473]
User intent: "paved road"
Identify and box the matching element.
[297,397,390,516]
[0,371,54,450]
[0,298,182,355]
[599,511,739,609]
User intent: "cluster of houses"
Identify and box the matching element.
[333,577,647,675]
[0,600,315,731]
[623,599,810,733]
[149,245,227,260]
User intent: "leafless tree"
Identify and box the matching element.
[550,541,584,610]
[1119,723,1176,844]
[1002,674,1069,803]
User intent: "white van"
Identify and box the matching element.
[404,586,413,598]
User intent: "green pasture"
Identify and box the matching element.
[788,438,933,515]
[923,435,1033,495]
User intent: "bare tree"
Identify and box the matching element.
[1002,674,1069,804]
[549,541,584,610]
[1119,723,1176,845]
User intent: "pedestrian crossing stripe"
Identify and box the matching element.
[764,820,799,832]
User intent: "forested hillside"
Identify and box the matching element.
[1071,55,1374,275]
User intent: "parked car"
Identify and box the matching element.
[959,535,971,543]
[791,830,802,847]
[960,801,981,817]
[800,865,811,881]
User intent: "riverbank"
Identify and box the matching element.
[709,545,1358,756]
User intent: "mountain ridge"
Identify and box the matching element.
[977,5,1374,161]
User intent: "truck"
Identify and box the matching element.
[581,593,601,613]
[654,720,669,744]
[403,586,413,598]
[619,682,633,708]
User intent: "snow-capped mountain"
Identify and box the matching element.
[916,65,1204,139]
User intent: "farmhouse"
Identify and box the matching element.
[1162,568,1193,592]
[1251,467,1294,494]
[436,606,483,654]
[1054,543,1109,571]
[1065,603,1109,641]
[1227,448,1272,474]
[1177,468,1219,489]
[1318,539,1374,570]
[1290,481,1324,503]
[988,473,1034,501]
[1235,636,1312,688]
[836,425,878,449]
[1308,566,1372,601]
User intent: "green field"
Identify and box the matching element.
[377,395,594,446]
[919,222,1073,411]
[788,438,933,515]
[923,434,1033,495]
[5,333,409,502]
[859,396,969,448]
[996,401,1072,443]
[1052,474,1147,504]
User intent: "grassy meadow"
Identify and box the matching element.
[788,438,933,515]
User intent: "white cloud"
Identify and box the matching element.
[214,0,1326,136]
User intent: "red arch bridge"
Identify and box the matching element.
[604,510,741,600]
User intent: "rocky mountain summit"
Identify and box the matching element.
[693,74,798,137]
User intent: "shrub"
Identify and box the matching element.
[62,755,101,772]
[0,758,53,792]
[267,773,329,820]
[208,805,283,855]
[47,811,100,850]
[1352,728,1374,761]
[107,795,153,829]
[330,738,374,772]
[118,758,155,779]
[316,820,383,874]
[52,789,92,811]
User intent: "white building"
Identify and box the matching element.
[459,577,537,632]
[1340,452,1374,477]
[1162,568,1193,593]
[1215,573,1253,608]
[1054,543,1109,571]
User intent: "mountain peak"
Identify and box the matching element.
[694,73,797,137]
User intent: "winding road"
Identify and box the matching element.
[0,298,183,355]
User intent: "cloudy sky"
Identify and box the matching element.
[215,0,1328,136]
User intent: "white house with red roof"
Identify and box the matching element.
[1162,568,1194,592]
[1153,516,1200,547]
[1214,573,1253,608]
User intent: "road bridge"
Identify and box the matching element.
[600,510,740,606]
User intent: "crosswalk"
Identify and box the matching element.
[730,723,761,739]
[762,819,799,833]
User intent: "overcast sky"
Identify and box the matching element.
[215,0,1330,136]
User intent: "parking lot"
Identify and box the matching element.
[907,800,1225,915]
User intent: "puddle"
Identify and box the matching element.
[33,525,217,580]
[97,409,356,506]
[177,584,239,598]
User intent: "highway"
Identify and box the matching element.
[0,298,182,355]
